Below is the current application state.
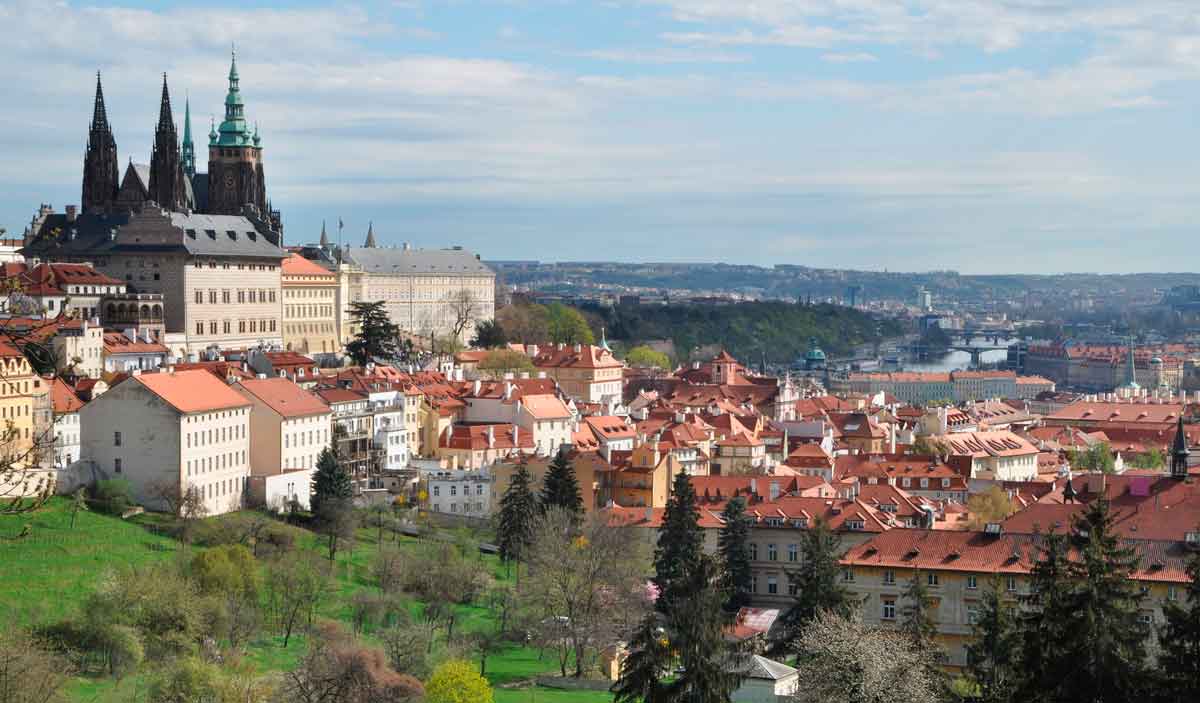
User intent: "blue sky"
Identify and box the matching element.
[2,0,1199,273]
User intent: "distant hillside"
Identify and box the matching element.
[582,301,904,365]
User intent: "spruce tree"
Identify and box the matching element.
[966,580,1020,703]
[614,555,745,703]
[1159,551,1200,701]
[497,464,538,565]
[772,517,850,654]
[310,445,353,519]
[652,472,703,613]
[1015,531,1074,701]
[718,497,752,611]
[539,447,583,518]
[1059,498,1150,702]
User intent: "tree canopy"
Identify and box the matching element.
[545,303,594,345]
[346,301,400,365]
[623,345,671,370]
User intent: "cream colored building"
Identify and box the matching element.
[281,253,339,355]
[337,243,494,344]
[25,207,285,356]
[235,377,331,510]
[79,369,252,516]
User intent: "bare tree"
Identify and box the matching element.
[523,507,652,678]
[277,621,423,703]
[445,288,479,342]
[0,627,73,703]
[266,553,331,648]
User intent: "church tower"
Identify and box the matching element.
[81,72,120,213]
[148,74,189,211]
[206,51,269,220]
[1172,416,1189,480]
[181,96,195,179]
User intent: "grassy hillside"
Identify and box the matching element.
[0,499,618,702]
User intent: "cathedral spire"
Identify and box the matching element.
[82,71,120,213]
[91,71,110,131]
[1172,415,1189,480]
[181,95,195,178]
[149,73,188,211]
[320,220,329,248]
[364,221,377,248]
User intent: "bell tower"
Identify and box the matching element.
[206,50,269,220]
[82,72,120,213]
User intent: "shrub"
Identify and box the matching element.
[425,659,493,703]
[91,479,135,515]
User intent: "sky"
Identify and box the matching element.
[2,0,1200,274]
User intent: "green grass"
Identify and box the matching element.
[5,500,615,702]
[0,497,178,625]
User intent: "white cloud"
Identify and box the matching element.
[820,52,877,63]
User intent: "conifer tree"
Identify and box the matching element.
[717,496,752,611]
[614,555,745,703]
[1058,498,1150,702]
[346,301,400,365]
[496,464,538,567]
[901,569,946,692]
[1159,551,1200,701]
[966,580,1020,703]
[310,445,353,519]
[539,447,583,518]
[1015,531,1074,700]
[652,472,703,613]
[772,517,850,654]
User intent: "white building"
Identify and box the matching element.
[234,377,332,511]
[732,655,798,702]
[367,388,410,471]
[102,331,170,373]
[49,378,83,469]
[939,430,1040,481]
[426,469,493,518]
[80,369,252,516]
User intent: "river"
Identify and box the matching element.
[901,337,1017,373]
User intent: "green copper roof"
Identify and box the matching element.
[213,50,256,148]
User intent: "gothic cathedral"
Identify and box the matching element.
[80,52,281,235]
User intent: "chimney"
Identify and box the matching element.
[511,425,519,446]
[487,425,495,449]
[574,343,582,354]
[1087,471,1106,496]
[769,480,780,501]
[473,379,481,396]
[750,477,758,496]
[124,328,136,342]
[65,205,77,222]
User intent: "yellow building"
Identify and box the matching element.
[281,253,339,355]
[840,527,1186,669]
[0,341,53,496]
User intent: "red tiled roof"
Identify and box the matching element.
[103,332,167,355]
[439,423,534,450]
[281,253,335,278]
[49,377,83,413]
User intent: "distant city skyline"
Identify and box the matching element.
[2,0,1199,274]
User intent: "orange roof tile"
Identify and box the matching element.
[134,369,251,414]
[236,378,330,418]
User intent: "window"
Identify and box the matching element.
[433,486,439,497]
[1138,613,1153,626]
[920,478,929,488]
[1169,586,1179,602]
[450,485,457,496]
[967,575,978,590]
[750,575,757,593]
[196,322,204,335]
[209,321,217,335]
[788,581,799,596]
[209,290,217,304]
[195,290,203,304]
[902,477,911,487]
[882,598,896,620]
[749,543,758,561]
[927,572,940,587]
[113,431,122,447]
[1006,576,1017,592]
[767,576,778,595]
[767,543,777,561]
[883,570,895,585]
[967,603,981,624]
[842,570,855,583]
[788,544,798,562]
[114,458,122,473]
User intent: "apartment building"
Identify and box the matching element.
[235,377,331,510]
[80,369,252,515]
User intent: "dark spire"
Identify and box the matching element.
[91,71,110,131]
[364,221,377,248]
[82,71,120,213]
[181,95,195,179]
[1062,474,1077,503]
[148,73,188,211]
[1172,415,1189,480]
[319,220,329,248]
